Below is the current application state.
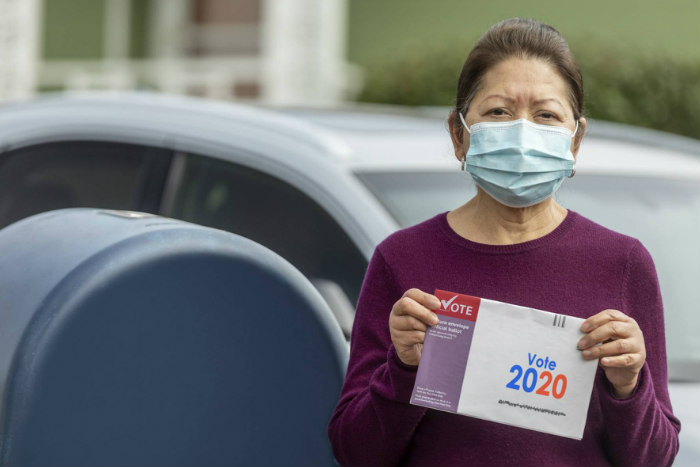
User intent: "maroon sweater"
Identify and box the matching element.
[328,210,680,467]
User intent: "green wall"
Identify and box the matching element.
[42,0,106,59]
[129,0,150,59]
[347,0,700,66]
[42,0,152,60]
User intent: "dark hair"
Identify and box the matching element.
[452,18,584,141]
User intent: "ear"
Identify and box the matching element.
[571,116,587,163]
[448,111,470,163]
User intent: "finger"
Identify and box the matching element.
[392,315,429,332]
[403,288,442,310]
[580,338,640,360]
[394,296,439,326]
[599,353,644,368]
[580,309,630,333]
[393,330,426,347]
[578,320,635,349]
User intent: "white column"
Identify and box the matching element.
[317,0,349,103]
[104,0,132,60]
[148,0,189,94]
[0,0,41,100]
[147,0,188,59]
[260,0,348,106]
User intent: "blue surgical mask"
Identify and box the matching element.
[459,113,578,208]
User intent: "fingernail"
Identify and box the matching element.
[582,350,592,358]
[432,315,439,325]
[432,298,441,308]
[581,323,591,332]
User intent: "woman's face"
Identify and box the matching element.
[451,57,586,161]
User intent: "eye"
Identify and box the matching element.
[538,112,557,120]
[488,108,509,117]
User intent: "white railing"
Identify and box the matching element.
[37,56,363,104]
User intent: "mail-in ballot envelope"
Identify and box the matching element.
[410,289,598,440]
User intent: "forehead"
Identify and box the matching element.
[476,57,570,102]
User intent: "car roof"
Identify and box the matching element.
[1,91,698,179]
[0,91,354,162]
[275,105,700,179]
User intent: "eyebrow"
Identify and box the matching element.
[533,98,565,108]
[480,95,565,108]
[481,94,515,103]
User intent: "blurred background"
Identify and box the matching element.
[0,3,698,465]
[1,0,698,139]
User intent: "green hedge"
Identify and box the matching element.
[356,43,700,140]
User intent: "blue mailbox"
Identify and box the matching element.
[0,209,348,466]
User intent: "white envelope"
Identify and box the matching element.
[410,289,598,440]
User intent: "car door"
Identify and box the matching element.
[164,152,367,337]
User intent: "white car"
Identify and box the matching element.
[0,92,697,466]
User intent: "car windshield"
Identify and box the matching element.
[356,170,700,381]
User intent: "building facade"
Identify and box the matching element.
[4,0,360,105]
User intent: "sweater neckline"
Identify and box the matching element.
[436,209,578,254]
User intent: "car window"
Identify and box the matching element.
[0,142,172,229]
[558,175,700,380]
[355,171,476,229]
[169,153,367,305]
[355,170,700,379]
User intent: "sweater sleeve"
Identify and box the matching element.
[327,245,428,467]
[597,240,681,467]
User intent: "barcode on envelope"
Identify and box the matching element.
[552,314,566,328]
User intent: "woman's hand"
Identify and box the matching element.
[578,309,646,398]
[389,288,441,367]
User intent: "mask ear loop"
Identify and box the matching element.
[458,112,470,171]
[458,112,472,134]
[568,119,580,178]
[570,120,579,139]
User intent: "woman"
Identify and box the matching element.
[327,18,680,467]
